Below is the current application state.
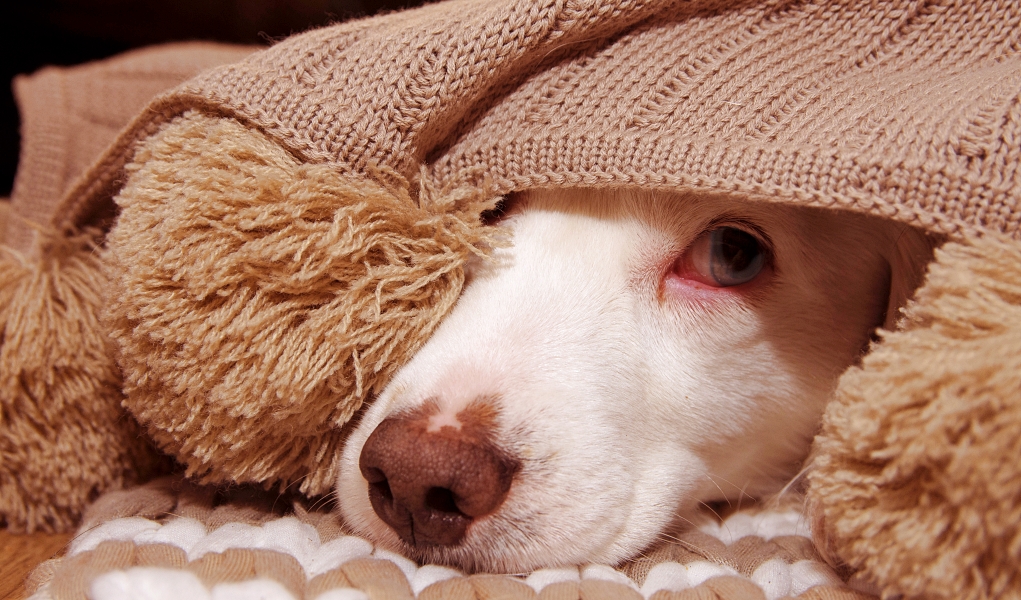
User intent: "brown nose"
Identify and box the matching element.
[358,403,518,547]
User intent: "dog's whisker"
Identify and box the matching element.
[655,530,690,545]
[774,464,811,503]
[667,513,699,531]
[736,479,753,512]
[707,471,754,499]
[697,500,724,522]
[662,534,725,560]
[269,473,311,513]
[283,472,309,492]
[308,493,336,512]
[703,473,733,509]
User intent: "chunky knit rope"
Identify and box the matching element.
[26,478,868,600]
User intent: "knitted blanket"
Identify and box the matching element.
[26,478,873,600]
[3,70,873,593]
[3,2,1020,599]
[2,35,876,600]
[3,42,257,255]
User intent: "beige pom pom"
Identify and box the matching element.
[809,233,1021,599]
[0,233,161,532]
[106,112,500,496]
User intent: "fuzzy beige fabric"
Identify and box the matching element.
[809,232,1021,599]
[0,232,163,533]
[106,112,499,495]
[0,200,10,243]
[78,0,1021,506]
[1,1,1020,599]
[1,43,255,532]
[55,0,1021,241]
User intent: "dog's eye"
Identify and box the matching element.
[678,226,766,287]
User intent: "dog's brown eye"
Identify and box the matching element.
[682,226,766,287]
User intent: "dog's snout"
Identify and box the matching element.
[358,402,518,547]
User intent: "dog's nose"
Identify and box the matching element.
[358,403,518,547]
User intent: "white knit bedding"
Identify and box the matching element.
[27,484,879,600]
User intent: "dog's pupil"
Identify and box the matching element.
[709,227,764,286]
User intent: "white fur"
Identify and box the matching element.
[336,189,931,572]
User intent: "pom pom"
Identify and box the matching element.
[809,233,1021,599]
[106,112,500,496]
[0,233,161,532]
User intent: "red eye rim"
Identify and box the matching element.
[665,222,774,294]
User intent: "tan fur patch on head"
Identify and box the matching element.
[105,111,500,496]
[808,233,1021,599]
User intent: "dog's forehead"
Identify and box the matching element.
[512,188,805,234]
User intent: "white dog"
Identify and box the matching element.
[336,188,933,573]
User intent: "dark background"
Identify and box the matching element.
[0,0,424,197]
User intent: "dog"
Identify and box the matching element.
[335,188,934,573]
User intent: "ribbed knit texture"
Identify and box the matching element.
[57,0,1021,242]
[7,42,255,255]
[83,0,1021,518]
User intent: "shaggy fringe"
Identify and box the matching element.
[0,231,160,533]
[809,233,1021,600]
[106,112,502,496]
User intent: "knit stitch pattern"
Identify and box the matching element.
[25,477,864,600]
[57,0,1021,242]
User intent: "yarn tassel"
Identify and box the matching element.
[106,112,502,497]
[810,232,1021,599]
[0,231,160,532]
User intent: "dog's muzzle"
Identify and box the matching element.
[358,400,519,546]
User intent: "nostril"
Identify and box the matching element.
[358,402,519,547]
[362,467,393,501]
[363,466,386,486]
[369,479,393,503]
[425,487,462,515]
